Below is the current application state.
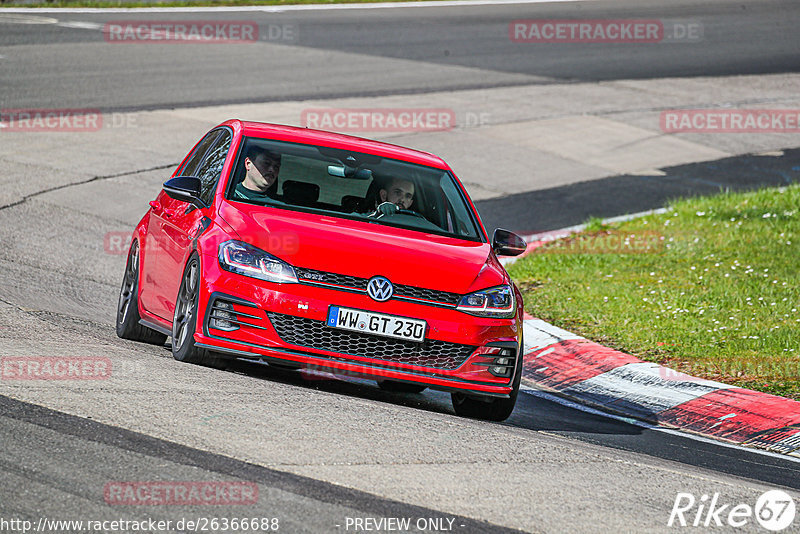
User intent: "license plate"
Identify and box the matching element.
[326,306,426,343]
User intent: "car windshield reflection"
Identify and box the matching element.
[226,137,482,241]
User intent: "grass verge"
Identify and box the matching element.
[508,184,800,400]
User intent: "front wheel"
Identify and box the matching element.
[172,254,226,369]
[451,391,518,422]
[451,338,523,422]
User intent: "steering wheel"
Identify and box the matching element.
[368,203,426,220]
[395,209,427,220]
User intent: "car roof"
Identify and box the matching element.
[223,119,451,170]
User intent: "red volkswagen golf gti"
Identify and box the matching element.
[116,120,527,420]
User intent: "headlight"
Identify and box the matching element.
[456,285,515,318]
[218,240,298,284]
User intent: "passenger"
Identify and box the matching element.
[371,177,416,217]
[234,147,281,203]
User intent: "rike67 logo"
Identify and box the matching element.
[668,490,796,531]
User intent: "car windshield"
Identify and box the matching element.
[226,136,484,241]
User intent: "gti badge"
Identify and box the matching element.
[366,276,393,302]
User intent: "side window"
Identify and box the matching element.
[180,131,221,178]
[195,130,233,206]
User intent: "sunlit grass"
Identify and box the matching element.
[509,185,800,400]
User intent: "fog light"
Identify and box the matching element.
[210,301,238,331]
[488,350,516,378]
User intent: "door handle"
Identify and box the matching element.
[149,201,176,218]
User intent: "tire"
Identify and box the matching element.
[172,254,226,369]
[377,380,427,394]
[116,240,168,346]
[451,337,524,422]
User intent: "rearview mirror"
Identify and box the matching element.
[492,228,527,256]
[163,176,206,209]
[327,165,346,177]
[327,165,373,180]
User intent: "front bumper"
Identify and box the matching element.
[194,258,522,397]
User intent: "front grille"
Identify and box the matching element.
[267,312,475,370]
[294,267,461,306]
[392,283,461,305]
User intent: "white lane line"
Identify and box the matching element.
[0,14,58,24]
[57,21,104,30]
[0,0,595,13]
[0,14,103,31]
[0,15,105,31]
[521,386,800,465]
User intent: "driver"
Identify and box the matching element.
[371,177,415,217]
[233,147,281,203]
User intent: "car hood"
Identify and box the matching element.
[218,202,507,294]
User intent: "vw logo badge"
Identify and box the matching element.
[366,276,394,302]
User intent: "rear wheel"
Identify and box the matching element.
[377,380,427,394]
[116,240,168,345]
[172,254,226,369]
[451,338,523,422]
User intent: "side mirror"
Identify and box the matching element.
[492,228,527,256]
[163,176,206,209]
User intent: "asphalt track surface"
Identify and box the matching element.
[1,0,799,111]
[2,0,800,532]
[1,395,520,534]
